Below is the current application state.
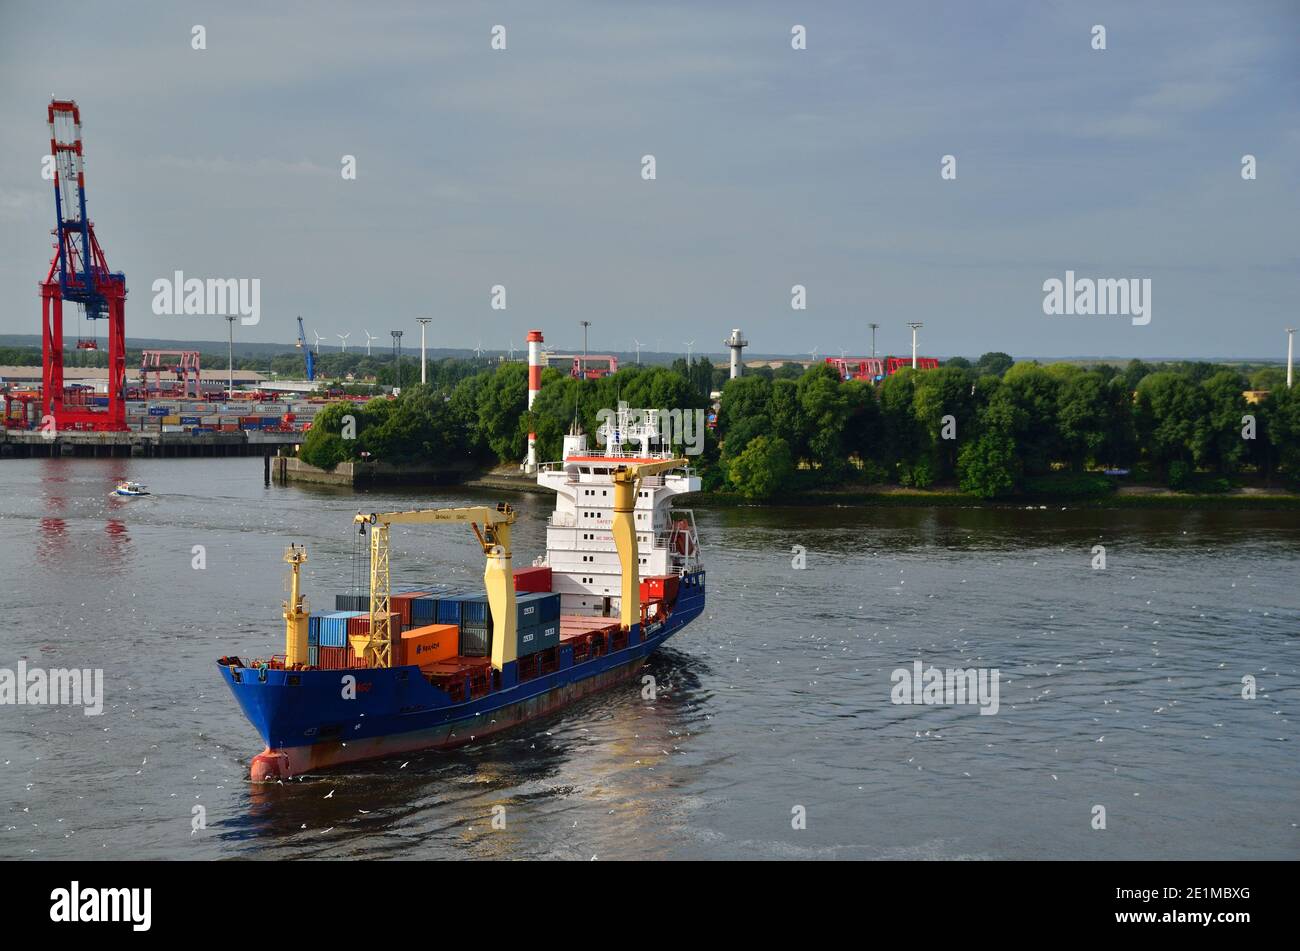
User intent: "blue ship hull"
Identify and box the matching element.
[219,570,705,779]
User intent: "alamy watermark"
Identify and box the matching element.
[50,882,150,931]
[890,660,1000,715]
[0,662,103,715]
[595,403,704,456]
[1042,270,1150,326]
[151,271,260,325]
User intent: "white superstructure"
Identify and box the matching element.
[537,406,701,617]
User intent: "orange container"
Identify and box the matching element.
[401,623,459,667]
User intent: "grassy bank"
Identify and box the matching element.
[683,484,1300,511]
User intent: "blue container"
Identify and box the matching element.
[516,592,561,625]
[436,593,477,625]
[148,407,167,416]
[517,619,560,657]
[308,645,319,667]
[308,613,324,644]
[180,416,200,425]
[460,596,491,627]
[319,610,363,648]
[410,597,439,622]
[334,594,370,612]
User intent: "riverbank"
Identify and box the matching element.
[279,456,1300,510]
[684,483,1300,510]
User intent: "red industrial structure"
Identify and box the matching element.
[139,350,202,399]
[547,354,619,380]
[826,357,886,381]
[40,100,128,432]
[826,355,939,382]
[886,355,940,374]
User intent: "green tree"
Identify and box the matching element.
[879,369,928,475]
[957,431,1020,498]
[912,366,975,478]
[726,435,794,500]
[1121,359,1153,393]
[1201,370,1248,474]
[1134,372,1210,475]
[475,361,529,462]
[987,363,1062,475]
[796,363,849,479]
[1056,372,1110,471]
[298,401,355,470]
[974,352,1014,377]
[1250,367,1285,391]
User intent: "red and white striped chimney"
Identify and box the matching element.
[526,329,544,470]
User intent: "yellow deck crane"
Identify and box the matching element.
[282,544,310,666]
[351,504,517,670]
[610,458,688,631]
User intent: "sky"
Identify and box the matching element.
[0,1,1297,362]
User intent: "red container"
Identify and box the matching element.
[639,575,679,604]
[388,592,428,629]
[317,646,349,669]
[513,566,552,593]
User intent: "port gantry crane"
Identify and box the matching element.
[350,504,518,670]
[40,99,128,431]
[295,316,315,381]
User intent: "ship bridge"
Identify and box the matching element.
[537,407,700,616]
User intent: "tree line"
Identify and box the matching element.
[297,350,1299,501]
[718,354,1299,498]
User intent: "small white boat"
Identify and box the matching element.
[114,481,149,497]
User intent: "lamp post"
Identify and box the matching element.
[390,330,404,390]
[579,320,591,379]
[416,317,432,384]
[907,322,923,369]
[225,315,236,394]
[869,322,879,359]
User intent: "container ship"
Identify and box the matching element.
[218,415,704,781]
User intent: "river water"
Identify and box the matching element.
[0,457,1296,860]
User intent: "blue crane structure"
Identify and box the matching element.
[296,316,315,381]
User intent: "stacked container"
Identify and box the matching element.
[513,566,552,593]
[335,593,370,613]
[514,592,561,657]
[319,610,364,648]
[458,595,492,656]
[400,623,459,668]
[389,591,430,629]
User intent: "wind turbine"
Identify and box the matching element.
[312,330,324,355]
[808,346,819,366]
[633,339,643,365]
[684,340,695,366]
[473,340,484,359]
[337,332,350,354]
[507,342,516,362]
[364,330,376,356]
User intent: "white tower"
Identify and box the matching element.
[724,327,748,379]
[525,329,544,471]
[907,322,923,369]
[1288,328,1295,389]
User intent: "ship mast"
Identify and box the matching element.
[282,544,309,666]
